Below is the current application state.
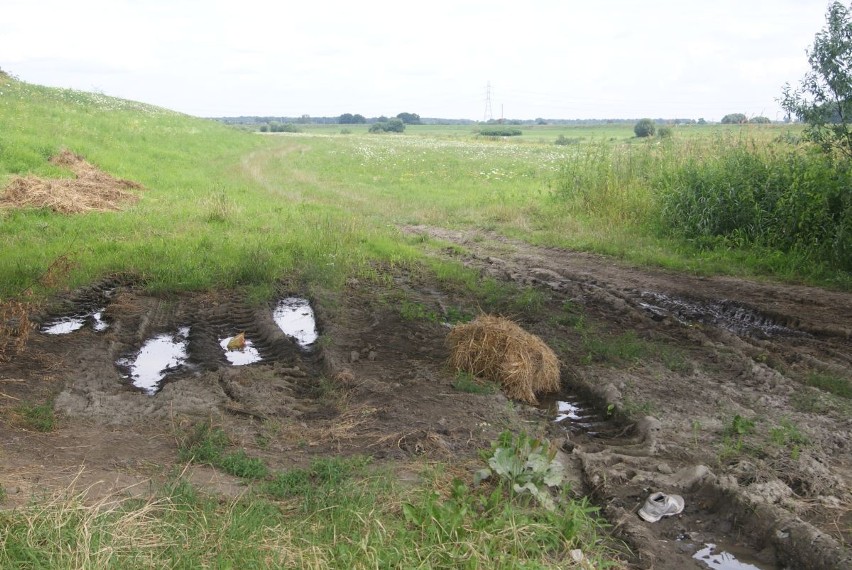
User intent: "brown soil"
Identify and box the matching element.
[0,150,142,213]
[1,226,850,569]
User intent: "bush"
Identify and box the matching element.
[369,118,405,133]
[478,126,522,137]
[655,142,852,270]
[634,118,655,138]
[657,126,673,139]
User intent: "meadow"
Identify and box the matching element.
[1,76,850,568]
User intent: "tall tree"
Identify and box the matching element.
[781,1,852,158]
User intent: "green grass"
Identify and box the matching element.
[451,370,499,394]
[805,372,852,399]
[14,402,56,432]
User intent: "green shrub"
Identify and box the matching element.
[633,118,655,138]
[657,126,673,139]
[478,126,522,137]
[655,142,852,270]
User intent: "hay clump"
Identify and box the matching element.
[447,315,560,404]
[0,149,143,214]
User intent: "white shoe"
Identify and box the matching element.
[638,492,684,522]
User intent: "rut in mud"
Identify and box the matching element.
[1,226,850,569]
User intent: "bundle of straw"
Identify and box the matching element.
[447,315,560,404]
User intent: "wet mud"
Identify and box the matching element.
[2,227,851,568]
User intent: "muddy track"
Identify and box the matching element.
[405,225,852,570]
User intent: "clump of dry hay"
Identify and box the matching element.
[0,149,143,214]
[447,315,560,404]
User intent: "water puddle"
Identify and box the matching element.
[273,297,318,349]
[116,327,190,395]
[639,292,803,338]
[219,335,262,366]
[42,309,109,334]
[692,543,775,570]
[541,393,605,436]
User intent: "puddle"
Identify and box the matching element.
[273,297,318,349]
[540,393,605,436]
[639,292,803,338]
[692,543,775,570]
[42,309,108,334]
[219,335,262,366]
[116,327,190,395]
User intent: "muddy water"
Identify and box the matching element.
[692,542,775,570]
[219,336,262,366]
[116,327,190,394]
[639,292,802,338]
[273,297,318,349]
[42,309,108,334]
[541,393,606,436]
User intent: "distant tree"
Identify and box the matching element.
[369,118,406,133]
[535,118,547,125]
[721,113,748,124]
[339,113,367,124]
[396,112,421,125]
[750,116,771,124]
[657,126,673,138]
[697,118,707,125]
[634,118,656,137]
[781,1,852,157]
[296,114,311,124]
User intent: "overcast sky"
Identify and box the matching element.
[0,0,835,121]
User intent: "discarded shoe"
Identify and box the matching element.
[638,492,684,522]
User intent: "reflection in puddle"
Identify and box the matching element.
[540,394,603,436]
[693,543,771,570]
[273,297,318,348]
[117,327,190,395]
[555,400,583,422]
[42,309,108,335]
[219,336,262,365]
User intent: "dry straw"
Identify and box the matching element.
[447,315,560,404]
[0,149,142,214]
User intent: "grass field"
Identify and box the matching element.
[1,75,849,567]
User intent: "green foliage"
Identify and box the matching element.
[781,1,852,158]
[474,431,564,511]
[554,134,581,145]
[750,116,772,124]
[657,125,674,139]
[725,414,756,437]
[369,118,405,133]
[398,300,440,322]
[581,330,648,365]
[633,118,656,137]
[478,126,522,137]
[264,457,362,501]
[656,141,852,271]
[178,422,268,479]
[721,113,748,124]
[15,402,56,432]
[338,113,366,124]
[805,371,852,398]
[452,370,498,394]
[396,112,421,125]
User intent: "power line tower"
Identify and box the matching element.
[483,81,493,122]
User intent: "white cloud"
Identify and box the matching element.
[0,0,835,119]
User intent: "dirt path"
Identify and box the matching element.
[403,225,851,569]
[1,226,850,569]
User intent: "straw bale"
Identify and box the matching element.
[447,315,560,404]
[0,149,142,214]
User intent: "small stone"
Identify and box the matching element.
[6,486,18,495]
[349,351,360,363]
[368,351,377,361]
[657,463,674,475]
[569,549,584,563]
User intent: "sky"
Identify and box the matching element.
[0,0,835,121]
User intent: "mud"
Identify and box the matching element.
[1,227,850,569]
